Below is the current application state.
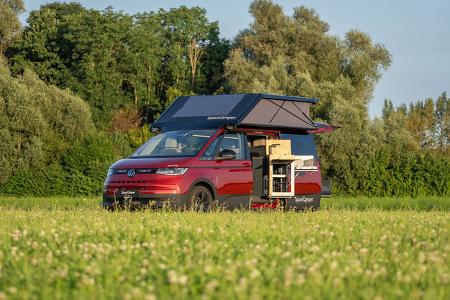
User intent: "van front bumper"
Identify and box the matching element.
[102,193,189,209]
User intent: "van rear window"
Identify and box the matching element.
[279,133,317,158]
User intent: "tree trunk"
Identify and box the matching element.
[188,38,203,86]
[133,85,138,106]
[146,63,152,100]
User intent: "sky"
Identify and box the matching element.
[22,0,450,117]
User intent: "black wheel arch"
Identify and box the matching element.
[189,178,217,200]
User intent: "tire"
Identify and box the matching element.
[103,204,116,211]
[188,185,214,212]
[311,197,321,211]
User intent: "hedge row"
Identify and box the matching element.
[0,165,104,196]
[333,150,450,197]
[0,131,131,197]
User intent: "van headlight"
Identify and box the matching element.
[107,168,113,176]
[155,168,188,175]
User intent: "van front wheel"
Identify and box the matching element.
[188,185,214,212]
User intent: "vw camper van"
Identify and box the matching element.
[103,94,334,210]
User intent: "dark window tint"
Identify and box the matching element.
[280,133,317,158]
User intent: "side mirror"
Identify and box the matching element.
[216,149,237,160]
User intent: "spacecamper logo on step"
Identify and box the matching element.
[207,116,237,120]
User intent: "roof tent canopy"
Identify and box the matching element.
[152,93,319,132]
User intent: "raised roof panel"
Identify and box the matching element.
[172,94,245,118]
[152,93,318,132]
[241,99,316,130]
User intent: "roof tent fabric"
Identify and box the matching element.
[152,93,318,132]
[240,99,315,129]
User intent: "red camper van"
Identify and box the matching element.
[103,94,334,210]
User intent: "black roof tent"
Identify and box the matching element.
[152,93,319,132]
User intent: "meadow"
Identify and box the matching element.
[0,196,449,300]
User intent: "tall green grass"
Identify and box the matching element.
[0,196,100,210]
[0,208,448,299]
[321,196,450,211]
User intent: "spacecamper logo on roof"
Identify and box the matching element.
[207,116,237,120]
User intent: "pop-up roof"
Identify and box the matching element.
[152,93,319,132]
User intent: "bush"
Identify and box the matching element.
[332,150,450,197]
[0,166,103,196]
[0,62,94,185]
[0,129,133,196]
[62,131,117,179]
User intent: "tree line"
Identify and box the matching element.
[0,0,448,196]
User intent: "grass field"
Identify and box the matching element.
[0,196,449,299]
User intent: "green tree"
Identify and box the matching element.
[0,0,24,55]
[434,92,449,152]
[7,3,227,126]
[158,6,223,102]
[200,37,231,94]
[225,0,391,190]
[381,101,417,152]
[6,3,83,86]
[0,56,93,185]
[8,4,142,125]
[386,93,450,153]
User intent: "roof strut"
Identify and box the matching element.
[292,101,315,126]
[268,100,285,124]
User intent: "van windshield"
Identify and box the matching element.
[131,130,216,158]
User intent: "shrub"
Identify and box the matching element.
[0,165,103,196]
[0,62,94,185]
[332,150,450,197]
[0,129,134,196]
[62,131,117,179]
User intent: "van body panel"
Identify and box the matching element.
[294,170,322,195]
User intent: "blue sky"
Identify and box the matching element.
[22,0,450,117]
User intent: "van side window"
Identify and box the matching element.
[201,137,220,160]
[201,132,246,160]
[279,133,317,158]
[218,133,245,159]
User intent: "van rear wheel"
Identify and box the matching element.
[189,185,214,212]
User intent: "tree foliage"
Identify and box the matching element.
[383,93,450,154]
[224,0,395,194]
[7,3,230,127]
[0,56,93,185]
[0,0,24,55]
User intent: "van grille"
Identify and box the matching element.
[110,180,151,184]
[112,168,157,175]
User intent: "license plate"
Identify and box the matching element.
[120,190,138,198]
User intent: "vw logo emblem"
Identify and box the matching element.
[127,169,136,178]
